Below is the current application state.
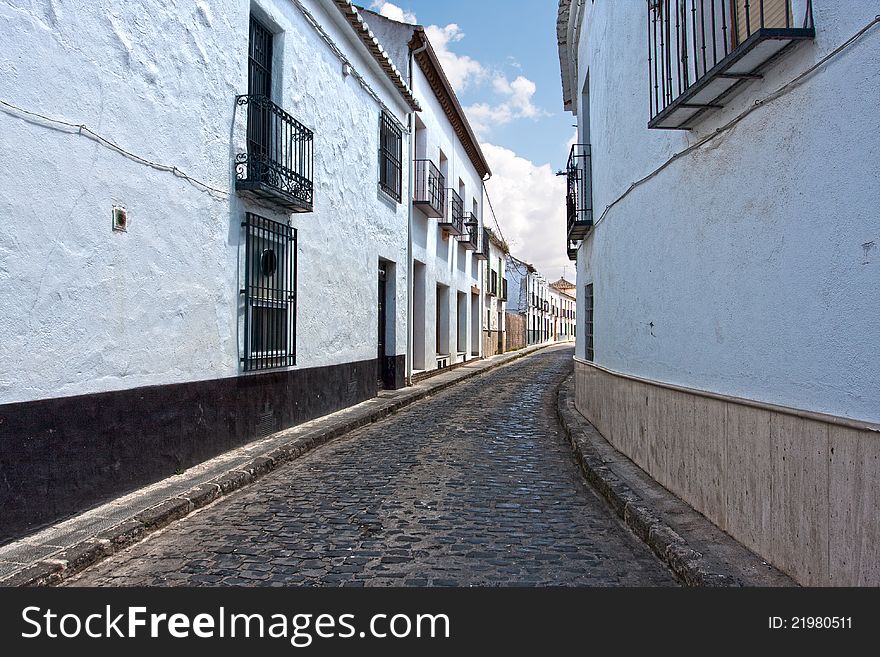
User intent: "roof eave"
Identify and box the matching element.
[332,0,422,112]
[409,27,492,180]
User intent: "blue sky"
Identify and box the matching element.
[368,1,576,283]
[391,0,574,166]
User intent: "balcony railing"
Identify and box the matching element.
[460,213,479,250]
[567,238,578,261]
[235,95,314,213]
[474,226,490,260]
[647,0,815,129]
[414,159,445,218]
[566,143,593,241]
[440,188,465,235]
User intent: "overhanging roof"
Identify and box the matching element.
[332,0,421,112]
[557,0,576,113]
[408,27,492,180]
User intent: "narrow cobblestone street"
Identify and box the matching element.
[66,347,676,587]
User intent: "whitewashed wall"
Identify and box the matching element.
[409,61,485,367]
[572,0,880,422]
[0,0,412,405]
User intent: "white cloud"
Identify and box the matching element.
[369,1,418,24]
[466,74,546,136]
[424,23,488,91]
[482,143,571,282]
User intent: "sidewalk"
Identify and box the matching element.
[556,375,795,586]
[0,344,556,587]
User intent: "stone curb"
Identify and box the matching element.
[555,374,744,587]
[1,343,557,587]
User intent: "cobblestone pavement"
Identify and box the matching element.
[67,346,677,587]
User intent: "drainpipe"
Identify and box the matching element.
[406,38,429,386]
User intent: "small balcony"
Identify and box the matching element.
[440,188,464,235]
[414,159,445,218]
[235,95,314,213]
[460,213,479,250]
[566,144,593,241]
[647,0,815,130]
[474,227,490,260]
[487,269,498,297]
[567,238,578,261]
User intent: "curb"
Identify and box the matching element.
[1,343,558,587]
[555,374,745,587]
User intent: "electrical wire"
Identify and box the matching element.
[0,99,229,197]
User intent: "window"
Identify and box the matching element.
[584,283,594,362]
[379,111,403,202]
[242,213,297,371]
[237,16,314,212]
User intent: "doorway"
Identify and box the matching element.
[378,261,387,387]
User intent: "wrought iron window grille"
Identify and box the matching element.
[241,213,297,371]
[379,111,403,202]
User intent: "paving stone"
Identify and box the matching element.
[65,347,676,587]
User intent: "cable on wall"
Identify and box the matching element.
[590,14,880,233]
[288,0,410,133]
[0,99,229,198]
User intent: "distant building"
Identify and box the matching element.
[482,229,508,356]
[558,0,879,585]
[362,9,491,378]
[550,279,576,342]
[506,256,569,346]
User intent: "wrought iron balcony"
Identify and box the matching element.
[567,238,578,261]
[566,144,593,241]
[647,0,815,129]
[460,213,479,250]
[235,95,314,213]
[488,268,498,297]
[414,159,445,218]
[474,226,490,260]
[440,188,465,235]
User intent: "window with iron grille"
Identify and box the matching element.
[241,213,297,371]
[584,283,594,361]
[379,112,403,202]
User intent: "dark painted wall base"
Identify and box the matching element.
[382,354,406,390]
[0,359,379,545]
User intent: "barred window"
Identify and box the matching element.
[379,111,403,202]
[241,213,297,371]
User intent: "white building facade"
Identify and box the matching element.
[549,279,576,343]
[362,10,491,378]
[0,0,418,542]
[506,256,553,346]
[558,0,879,585]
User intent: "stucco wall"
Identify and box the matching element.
[571,0,880,423]
[0,0,412,405]
[406,57,486,369]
